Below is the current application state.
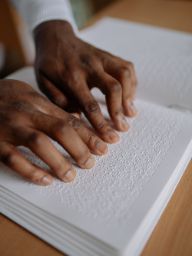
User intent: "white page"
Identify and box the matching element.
[80,18,192,111]
[1,68,192,255]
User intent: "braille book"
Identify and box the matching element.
[1,18,192,256]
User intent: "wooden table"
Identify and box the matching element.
[1,0,192,255]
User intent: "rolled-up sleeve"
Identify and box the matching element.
[12,0,77,31]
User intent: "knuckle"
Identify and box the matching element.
[81,54,101,70]
[28,131,44,147]
[96,121,107,130]
[125,61,134,68]
[85,100,100,113]
[80,54,92,66]
[52,120,67,136]
[120,66,131,78]
[121,64,129,71]
[77,149,90,163]
[120,60,133,70]
[70,68,85,86]
[67,115,81,129]
[87,134,97,146]
[109,81,122,93]
[114,108,123,115]
[124,86,136,100]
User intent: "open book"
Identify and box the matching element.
[1,18,192,256]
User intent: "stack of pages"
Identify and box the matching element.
[1,18,192,256]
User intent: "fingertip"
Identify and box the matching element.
[32,174,53,186]
[94,140,108,155]
[115,114,129,132]
[40,175,53,186]
[102,130,120,144]
[61,168,77,183]
[80,155,96,169]
[124,100,138,117]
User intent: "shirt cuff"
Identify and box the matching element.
[13,0,78,33]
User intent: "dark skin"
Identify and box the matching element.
[34,20,137,143]
[0,80,108,185]
[0,20,137,185]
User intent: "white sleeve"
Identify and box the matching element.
[12,0,77,32]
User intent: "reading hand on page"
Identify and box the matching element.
[0,80,108,185]
[34,20,137,144]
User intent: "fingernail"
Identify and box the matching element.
[83,155,95,169]
[95,140,108,154]
[107,130,120,143]
[41,175,53,185]
[127,101,137,116]
[62,168,76,182]
[116,114,129,131]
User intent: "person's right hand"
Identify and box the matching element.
[0,79,108,185]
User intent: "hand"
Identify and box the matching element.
[34,20,137,144]
[0,79,107,185]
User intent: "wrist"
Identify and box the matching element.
[34,20,75,41]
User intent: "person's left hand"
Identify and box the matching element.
[34,20,137,144]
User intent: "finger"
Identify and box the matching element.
[72,82,119,143]
[27,85,81,122]
[67,115,108,155]
[31,100,107,155]
[91,71,129,132]
[30,112,96,169]
[37,73,69,109]
[117,62,137,116]
[103,59,137,117]
[13,127,76,182]
[38,73,81,113]
[0,141,53,186]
